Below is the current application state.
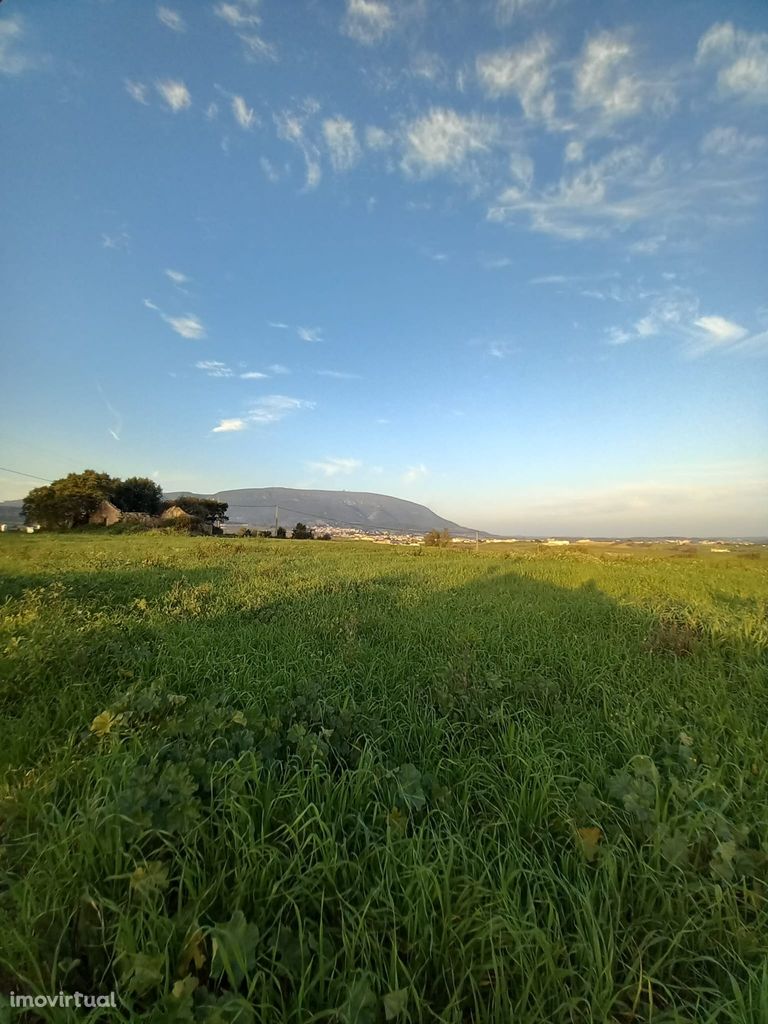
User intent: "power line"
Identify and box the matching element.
[0,466,52,483]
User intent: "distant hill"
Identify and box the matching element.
[0,499,23,527]
[165,487,486,537]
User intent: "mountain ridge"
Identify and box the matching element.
[164,487,486,537]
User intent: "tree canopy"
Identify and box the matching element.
[111,477,163,515]
[23,470,117,529]
[23,470,166,529]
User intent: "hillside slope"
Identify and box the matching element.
[166,487,485,536]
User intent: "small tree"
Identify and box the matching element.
[423,528,451,548]
[275,526,287,539]
[291,522,314,540]
[165,496,229,533]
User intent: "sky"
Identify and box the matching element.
[1,0,766,536]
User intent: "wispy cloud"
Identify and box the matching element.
[403,464,429,482]
[268,363,290,374]
[697,22,768,103]
[494,0,558,24]
[125,80,149,105]
[165,314,205,339]
[401,107,498,178]
[165,268,190,286]
[323,116,361,171]
[240,370,268,379]
[268,321,290,330]
[102,231,130,251]
[213,418,247,433]
[144,299,206,339]
[214,1,277,61]
[155,79,191,112]
[574,32,645,122]
[605,288,764,358]
[96,382,123,442]
[308,457,362,477]
[212,396,315,435]
[317,369,361,379]
[0,14,35,75]
[700,125,767,157]
[342,0,394,45]
[297,326,323,342]
[275,99,322,189]
[196,360,233,377]
[157,6,185,32]
[232,94,257,130]
[249,394,315,424]
[477,36,556,125]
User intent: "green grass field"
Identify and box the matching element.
[1,533,767,1023]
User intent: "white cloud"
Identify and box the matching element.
[214,1,261,28]
[317,369,362,379]
[323,117,361,171]
[214,1,277,60]
[494,0,555,23]
[700,125,767,157]
[342,0,394,45]
[268,363,290,374]
[260,156,280,182]
[249,395,315,424]
[239,33,277,60]
[213,418,247,433]
[694,315,748,344]
[155,79,191,112]
[275,100,322,189]
[0,15,34,75]
[165,314,205,339]
[268,321,290,330]
[697,22,768,103]
[231,94,257,130]
[145,299,205,339]
[165,268,189,286]
[402,107,497,178]
[196,360,233,377]
[157,6,185,32]
[308,457,362,477]
[489,144,648,238]
[125,79,149,105]
[102,231,130,251]
[565,140,584,163]
[403,464,429,482]
[297,326,323,342]
[240,370,268,379]
[365,125,393,150]
[477,36,556,125]
[575,32,644,121]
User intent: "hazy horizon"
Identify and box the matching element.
[1,1,766,536]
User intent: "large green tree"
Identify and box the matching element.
[111,477,163,515]
[23,470,115,529]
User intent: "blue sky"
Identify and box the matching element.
[1,0,766,535]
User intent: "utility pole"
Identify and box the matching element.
[475,530,479,553]
[274,504,279,537]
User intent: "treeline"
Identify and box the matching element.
[22,470,228,531]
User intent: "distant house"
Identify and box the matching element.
[89,500,123,527]
[161,505,193,521]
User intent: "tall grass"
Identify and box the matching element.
[0,534,766,1022]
